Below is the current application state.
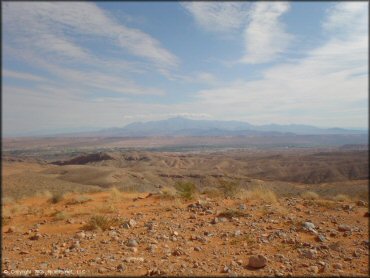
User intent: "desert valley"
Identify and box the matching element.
[2,119,369,276]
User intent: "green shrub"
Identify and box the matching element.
[174,181,196,200]
[218,180,241,198]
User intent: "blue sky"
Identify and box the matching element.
[2,1,368,135]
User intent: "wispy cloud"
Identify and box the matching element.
[181,2,250,33]
[182,2,293,64]
[241,2,292,64]
[3,2,179,68]
[2,69,47,82]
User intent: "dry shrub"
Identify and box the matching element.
[218,180,241,198]
[315,199,337,209]
[218,209,245,219]
[174,181,197,200]
[109,187,122,201]
[98,204,117,214]
[2,217,11,226]
[66,194,92,205]
[332,194,351,202]
[2,197,15,206]
[202,187,223,199]
[82,215,121,231]
[52,211,69,221]
[301,191,319,200]
[159,187,177,200]
[242,186,278,204]
[37,190,53,199]
[49,192,64,204]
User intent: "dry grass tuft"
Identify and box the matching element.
[218,208,245,219]
[66,194,92,205]
[301,191,320,200]
[332,194,351,202]
[314,199,337,209]
[98,204,118,214]
[49,192,64,204]
[242,186,278,204]
[109,187,122,202]
[82,215,122,231]
[159,186,177,200]
[201,187,223,199]
[2,197,15,206]
[52,211,70,221]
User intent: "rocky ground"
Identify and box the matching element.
[2,191,369,277]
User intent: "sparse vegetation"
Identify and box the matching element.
[49,192,64,204]
[230,233,256,246]
[201,187,223,199]
[2,197,15,206]
[242,186,278,204]
[109,187,122,201]
[218,180,241,198]
[218,208,245,219]
[332,194,351,202]
[98,204,117,214]
[82,215,122,231]
[314,199,337,209]
[52,211,69,221]
[159,186,177,200]
[66,194,92,205]
[174,181,197,200]
[301,190,320,200]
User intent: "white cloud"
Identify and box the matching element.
[182,2,293,64]
[181,2,250,33]
[241,2,292,64]
[189,2,368,128]
[2,69,47,82]
[3,2,179,68]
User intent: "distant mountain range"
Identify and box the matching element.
[59,117,367,137]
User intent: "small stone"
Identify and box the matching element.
[333,263,342,270]
[98,267,106,273]
[221,266,230,273]
[211,217,219,224]
[356,200,366,207]
[75,232,85,239]
[194,246,202,252]
[303,222,315,230]
[308,265,319,274]
[239,204,246,210]
[117,263,126,272]
[315,234,326,242]
[128,219,137,228]
[248,255,267,268]
[6,226,16,233]
[20,251,30,255]
[234,230,241,236]
[299,249,317,259]
[338,225,351,232]
[127,239,138,247]
[29,233,41,240]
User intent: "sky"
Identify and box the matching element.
[2,1,368,136]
